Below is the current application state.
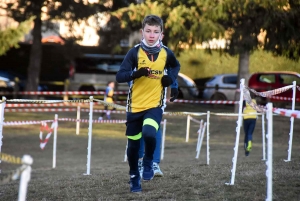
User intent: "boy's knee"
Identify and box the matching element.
[142,125,156,138]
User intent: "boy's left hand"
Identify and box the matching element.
[161,75,173,87]
[170,88,179,102]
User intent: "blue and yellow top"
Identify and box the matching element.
[243,99,258,119]
[116,44,180,113]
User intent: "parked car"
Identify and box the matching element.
[202,74,237,100]
[248,71,300,106]
[0,70,48,92]
[177,73,200,99]
[0,75,15,92]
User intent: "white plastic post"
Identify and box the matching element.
[284,81,296,162]
[18,155,33,201]
[186,115,191,142]
[85,96,93,175]
[0,96,6,173]
[76,106,80,135]
[196,122,206,159]
[196,120,203,151]
[261,113,266,161]
[52,114,58,169]
[226,78,244,185]
[266,103,273,201]
[161,119,166,160]
[206,111,210,165]
[123,141,128,162]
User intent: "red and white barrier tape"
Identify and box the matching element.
[3,120,53,126]
[173,100,238,104]
[272,108,300,118]
[6,103,77,107]
[40,121,57,150]
[5,108,78,112]
[1,91,128,95]
[2,119,127,125]
[4,108,127,113]
[57,118,126,124]
[268,96,300,102]
[5,101,126,108]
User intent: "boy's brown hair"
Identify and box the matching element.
[142,15,163,31]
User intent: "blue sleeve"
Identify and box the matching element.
[165,48,180,83]
[167,68,178,88]
[116,47,137,83]
[170,80,178,88]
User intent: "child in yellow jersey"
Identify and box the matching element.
[99,81,115,120]
[116,14,180,193]
[242,92,258,156]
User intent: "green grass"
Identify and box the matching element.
[1,104,300,200]
[177,49,300,79]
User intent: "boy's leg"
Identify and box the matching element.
[142,108,162,181]
[142,124,156,180]
[127,138,142,192]
[126,112,143,192]
[247,119,256,142]
[127,138,140,176]
[138,136,145,159]
[153,128,161,163]
[153,128,163,177]
[243,120,249,149]
[98,106,108,120]
[138,137,145,178]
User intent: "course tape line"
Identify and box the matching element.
[0,165,27,185]
[5,101,127,108]
[0,152,23,164]
[4,108,128,113]
[93,98,126,110]
[1,91,128,95]
[2,119,127,126]
[243,86,300,118]
[272,108,300,118]
[40,121,57,150]
[173,100,238,104]
[245,85,293,98]
[6,99,92,104]
[2,120,53,126]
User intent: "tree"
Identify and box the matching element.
[4,0,107,91]
[0,17,34,56]
[114,0,300,111]
[112,0,224,54]
[208,0,300,111]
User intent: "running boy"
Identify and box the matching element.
[99,81,115,120]
[116,14,180,193]
[242,92,258,156]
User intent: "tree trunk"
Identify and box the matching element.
[26,8,42,96]
[234,51,250,112]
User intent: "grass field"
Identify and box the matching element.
[1,103,300,201]
[177,49,300,80]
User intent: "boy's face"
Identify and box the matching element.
[142,23,162,46]
[109,82,115,88]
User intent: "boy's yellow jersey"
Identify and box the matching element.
[127,48,167,113]
[243,99,258,119]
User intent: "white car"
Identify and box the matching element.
[202,74,237,100]
[177,73,199,99]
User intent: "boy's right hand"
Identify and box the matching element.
[132,67,150,79]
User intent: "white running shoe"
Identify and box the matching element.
[153,162,163,177]
[138,159,143,178]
